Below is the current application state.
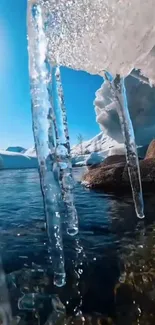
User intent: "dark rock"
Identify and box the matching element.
[87,155,126,171]
[88,154,143,171]
[88,163,103,170]
[83,163,125,189]
[102,155,126,166]
[83,158,155,191]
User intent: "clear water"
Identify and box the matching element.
[1,168,155,324]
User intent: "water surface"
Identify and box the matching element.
[0,168,155,323]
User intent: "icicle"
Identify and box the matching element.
[28,3,66,287]
[45,61,78,236]
[104,72,145,219]
[52,66,79,236]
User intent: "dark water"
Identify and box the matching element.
[1,167,155,324]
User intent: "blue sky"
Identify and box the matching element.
[0,0,102,149]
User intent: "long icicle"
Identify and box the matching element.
[105,72,145,219]
[53,66,79,236]
[45,62,79,236]
[28,3,66,287]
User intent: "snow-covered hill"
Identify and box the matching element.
[71,132,127,166]
[0,133,148,170]
[71,132,124,157]
[71,132,149,166]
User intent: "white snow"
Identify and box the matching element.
[71,132,119,156]
[28,0,155,83]
[95,73,155,146]
[71,132,126,166]
[0,132,147,170]
[24,147,36,157]
[71,130,148,166]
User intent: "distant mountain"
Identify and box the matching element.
[71,132,149,166]
[71,132,124,157]
[0,132,148,170]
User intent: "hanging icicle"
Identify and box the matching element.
[45,61,79,236]
[104,72,145,219]
[52,66,79,236]
[28,3,66,287]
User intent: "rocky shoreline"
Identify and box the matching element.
[83,140,155,192]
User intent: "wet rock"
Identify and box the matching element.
[87,163,104,170]
[87,154,142,171]
[83,163,125,190]
[145,139,155,159]
[102,155,126,166]
[83,158,155,191]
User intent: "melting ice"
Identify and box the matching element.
[27,3,78,287]
[26,0,155,285]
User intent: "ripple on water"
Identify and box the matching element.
[0,168,155,323]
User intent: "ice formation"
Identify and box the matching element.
[27,0,155,284]
[28,0,155,82]
[104,73,144,219]
[95,72,155,146]
[27,2,78,287]
[52,66,78,236]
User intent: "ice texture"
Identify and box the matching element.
[95,72,155,147]
[28,0,155,82]
[52,66,79,235]
[104,73,144,219]
[28,3,66,287]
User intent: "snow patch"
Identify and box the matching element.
[95,73,155,146]
[71,132,118,157]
